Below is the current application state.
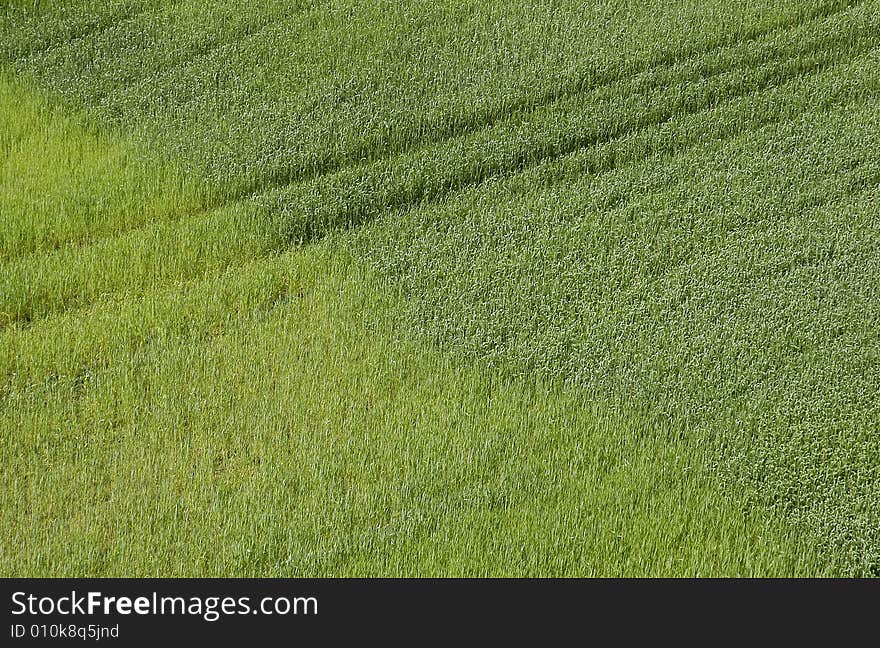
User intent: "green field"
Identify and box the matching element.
[1,0,878,576]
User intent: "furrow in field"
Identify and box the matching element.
[350,95,880,460]
[370,0,871,179]
[197,0,874,201]
[0,89,825,381]
[515,95,880,247]
[81,1,323,108]
[3,43,875,330]
[0,58,858,330]
[508,0,868,115]
[6,1,870,263]
[4,82,874,348]
[256,43,880,246]
[3,0,878,578]
[23,0,863,205]
[349,94,880,577]
[2,1,171,64]
[28,0,322,110]
[527,61,880,213]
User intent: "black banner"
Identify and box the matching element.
[1,579,876,645]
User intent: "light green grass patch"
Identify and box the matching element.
[0,76,819,576]
[0,242,820,576]
[0,74,211,261]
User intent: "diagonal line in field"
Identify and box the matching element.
[6,24,875,268]
[4,0,179,64]
[19,0,865,201]
[83,0,326,108]
[2,1,874,265]
[3,83,876,334]
[218,0,872,202]
[274,42,880,246]
[2,96,876,362]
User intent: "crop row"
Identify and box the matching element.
[4,1,864,196]
[2,37,877,329]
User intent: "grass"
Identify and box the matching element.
[0,236,821,576]
[0,76,211,260]
[2,0,879,575]
[355,98,880,574]
[0,80,816,575]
